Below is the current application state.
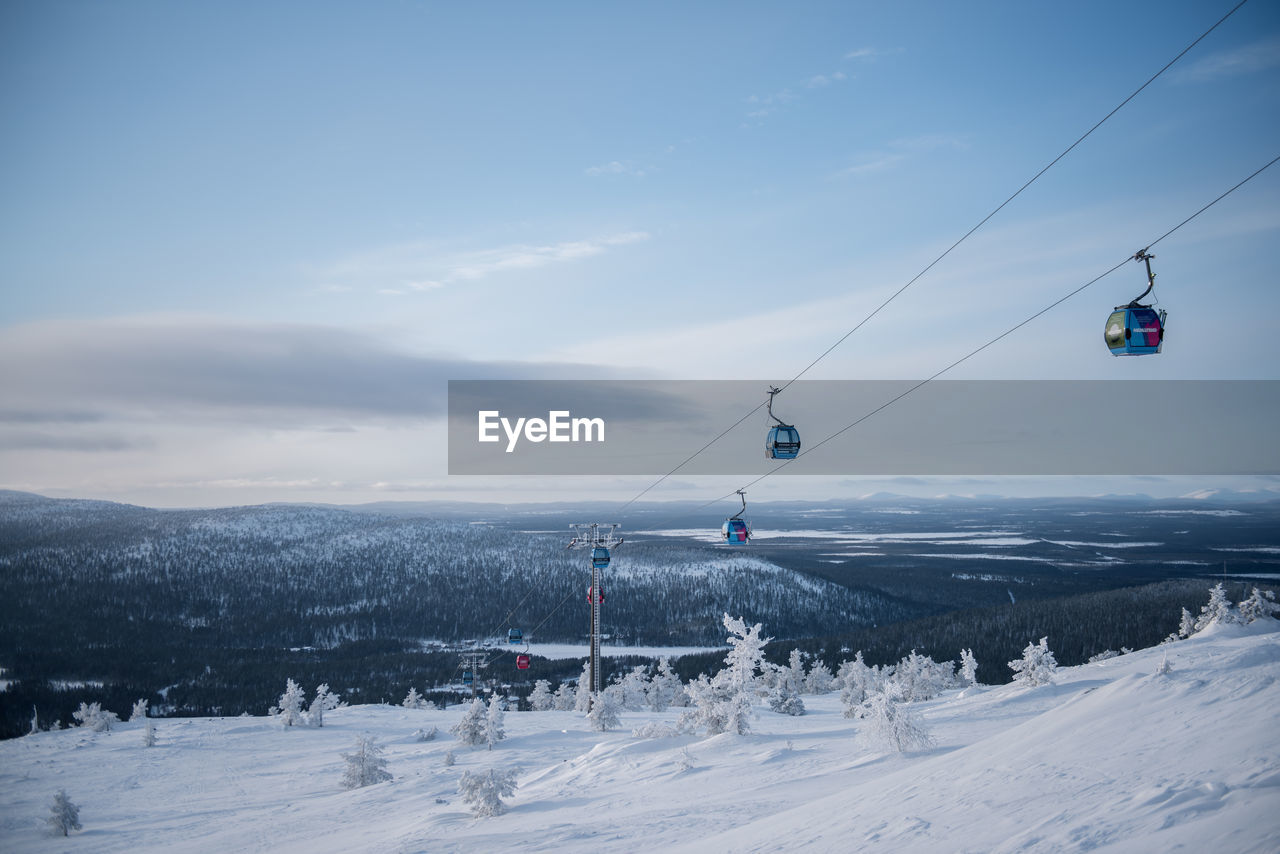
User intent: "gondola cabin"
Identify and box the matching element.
[722,518,750,544]
[766,425,801,459]
[462,670,474,685]
[1105,306,1166,356]
[507,628,523,645]
[515,654,530,670]
[587,585,605,604]
[591,546,610,569]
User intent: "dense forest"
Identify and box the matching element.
[1,490,1276,738]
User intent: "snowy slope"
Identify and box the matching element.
[2,623,1277,853]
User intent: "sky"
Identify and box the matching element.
[1,0,1278,509]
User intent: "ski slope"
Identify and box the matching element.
[2,622,1277,853]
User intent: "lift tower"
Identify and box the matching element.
[568,523,622,700]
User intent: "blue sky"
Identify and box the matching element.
[1,0,1278,507]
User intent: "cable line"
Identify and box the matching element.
[613,0,1253,516]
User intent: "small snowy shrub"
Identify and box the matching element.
[767,686,806,716]
[1009,637,1058,687]
[632,721,680,739]
[414,726,438,742]
[443,750,456,767]
[959,649,979,686]
[860,689,934,753]
[458,767,519,817]
[341,735,392,789]
[803,660,836,694]
[402,687,426,709]
[1193,583,1238,632]
[129,698,149,722]
[46,789,81,837]
[72,701,119,732]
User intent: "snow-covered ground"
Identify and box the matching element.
[2,623,1277,853]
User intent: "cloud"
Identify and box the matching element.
[833,133,967,178]
[585,160,648,177]
[1172,37,1280,82]
[0,316,614,432]
[322,231,650,291]
[844,47,898,62]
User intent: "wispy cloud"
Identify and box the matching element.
[1172,36,1280,82]
[833,133,968,179]
[806,71,847,88]
[844,47,898,62]
[323,231,650,293]
[585,160,649,177]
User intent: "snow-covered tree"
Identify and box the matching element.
[443,749,456,767]
[1238,587,1279,623]
[402,687,425,709]
[528,680,554,711]
[341,734,392,789]
[804,659,836,695]
[892,650,950,702]
[452,698,487,747]
[129,698,149,722]
[552,682,576,711]
[780,649,807,695]
[458,767,519,817]
[677,675,729,736]
[838,652,881,714]
[484,694,506,749]
[273,678,306,727]
[959,648,979,686]
[860,689,934,753]
[587,690,621,732]
[309,683,340,728]
[72,701,119,732]
[574,661,593,713]
[1178,607,1197,638]
[617,665,651,711]
[1194,583,1238,632]
[720,614,772,696]
[414,725,438,742]
[29,707,38,736]
[647,657,685,711]
[1009,637,1058,687]
[46,789,81,837]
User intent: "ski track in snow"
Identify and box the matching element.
[2,623,1278,853]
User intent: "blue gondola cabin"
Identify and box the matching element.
[722,518,750,544]
[591,546,610,569]
[507,628,523,644]
[766,425,801,459]
[1105,306,1165,356]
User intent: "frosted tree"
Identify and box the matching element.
[458,767,519,817]
[273,678,306,727]
[402,687,425,709]
[552,682,576,711]
[618,665,651,711]
[443,749,456,767]
[451,698,487,747]
[130,698,149,722]
[587,690,621,732]
[647,657,685,711]
[414,725,438,742]
[677,674,729,736]
[574,661,593,713]
[1009,637,1058,687]
[720,614,772,696]
[309,683,340,728]
[804,660,836,695]
[72,701,119,732]
[46,789,82,837]
[1193,583,1238,632]
[893,650,948,702]
[29,707,39,736]
[341,734,392,789]
[1238,588,1278,623]
[861,688,934,753]
[959,649,979,686]
[484,694,506,749]
[528,680,554,711]
[838,652,878,714]
[780,649,807,695]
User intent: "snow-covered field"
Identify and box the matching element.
[3,623,1278,853]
